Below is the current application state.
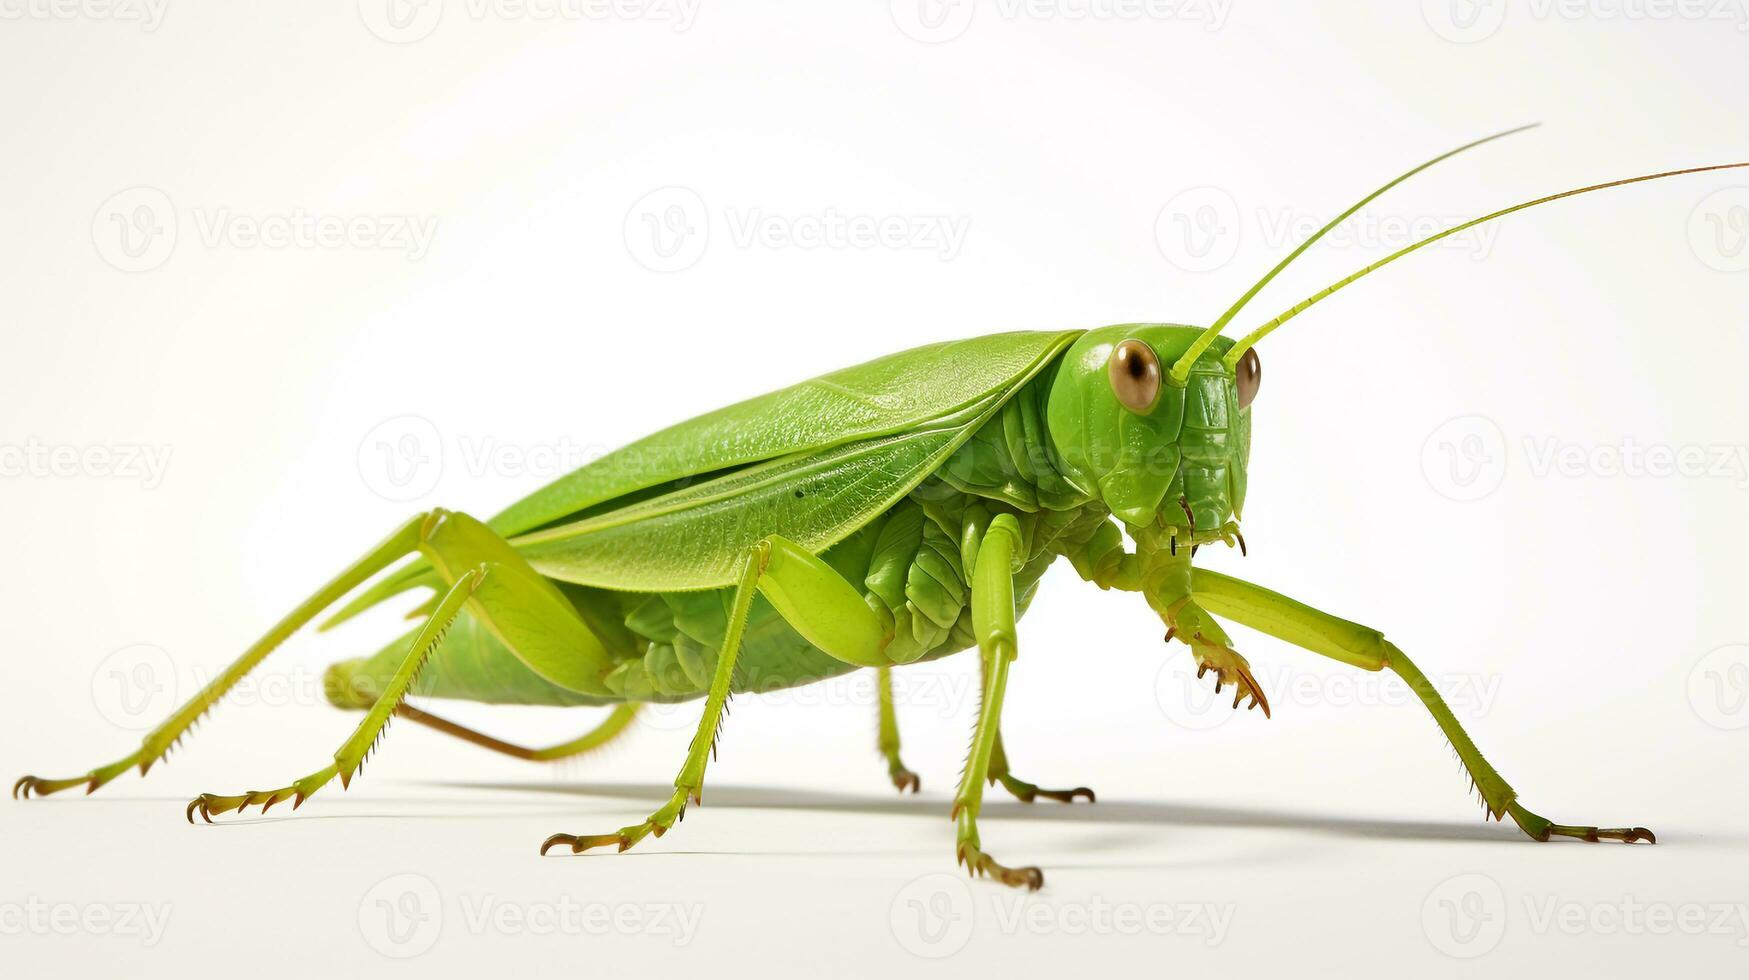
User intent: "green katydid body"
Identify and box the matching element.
[22,127,1740,888]
[326,325,1249,711]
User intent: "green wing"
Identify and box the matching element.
[488,330,1079,538]
[326,331,1080,617]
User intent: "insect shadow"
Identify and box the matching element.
[436,780,1523,846]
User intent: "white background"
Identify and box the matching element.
[3,1,1748,976]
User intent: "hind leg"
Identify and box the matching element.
[876,666,920,793]
[16,515,433,800]
[187,510,617,820]
[189,570,481,820]
[395,702,641,761]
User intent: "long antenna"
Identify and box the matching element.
[1166,124,1540,385]
[1221,161,1749,370]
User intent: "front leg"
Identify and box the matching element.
[1162,596,1271,717]
[1192,568,1654,844]
[1064,520,1268,717]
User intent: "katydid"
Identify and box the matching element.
[18,128,1742,891]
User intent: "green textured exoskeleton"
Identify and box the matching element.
[20,128,1744,889]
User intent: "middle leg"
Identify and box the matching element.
[952,514,1045,889]
[542,533,897,855]
[983,651,1094,805]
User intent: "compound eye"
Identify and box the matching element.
[1108,339,1161,413]
[1234,347,1261,410]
